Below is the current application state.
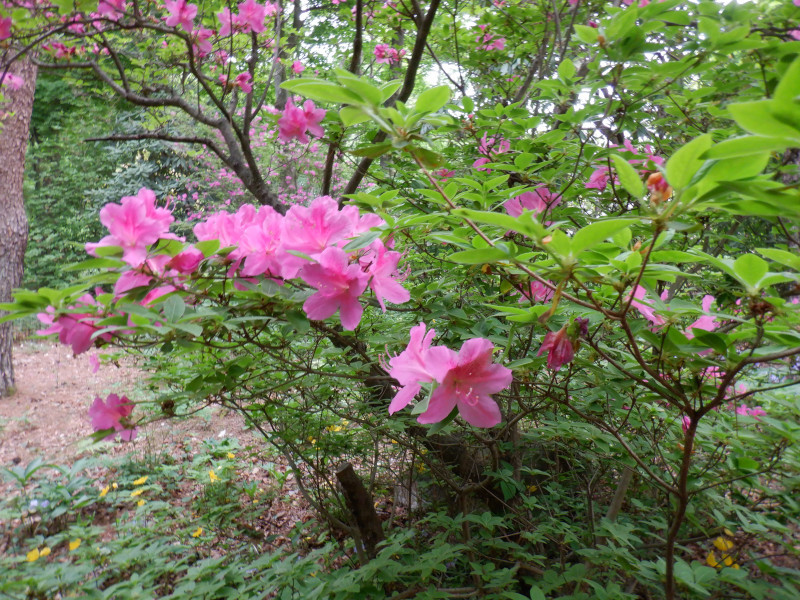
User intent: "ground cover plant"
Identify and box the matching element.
[2,0,800,598]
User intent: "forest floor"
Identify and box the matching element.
[0,340,316,548]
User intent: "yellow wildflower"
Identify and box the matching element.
[527,485,538,493]
[69,539,82,551]
[192,527,203,538]
[226,452,235,459]
[26,548,40,562]
[130,489,144,497]
[713,537,734,551]
[208,469,219,482]
[39,547,51,558]
[112,483,118,489]
[133,476,148,486]
[99,485,110,498]
[137,499,146,507]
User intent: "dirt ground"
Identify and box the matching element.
[0,341,256,468]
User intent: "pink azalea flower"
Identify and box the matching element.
[235,0,268,34]
[0,17,11,40]
[789,30,800,41]
[277,98,326,144]
[362,242,410,311]
[192,28,214,56]
[217,7,235,36]
[281,196,355,272]
[291,60,305,74]
[89,353,101,374]
[166,246,204,273]
[0,73,24,91]
[537,327,574,370]
[387,323,445,414]
[239,207,286,278]
[685,295,717,339]
[36,295,110,356]
[299,247,370,330]
[89,393,137,441]
[586,167,610,190]
[681,415,691,434]
[374,43,392,64]
[505,188,559,217]
[484,37,505,51]
[736,404,766,420]
[234,72,253,93]
[435,168,455,180]
[97,0,126,21]
[419,338,512,428]
[85,188,178,267]
[630,286,666,327]
[516,281,554,304]
[164,0,197,32]
[473,157,492,172]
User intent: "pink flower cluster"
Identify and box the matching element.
[473,133,510,171]
[736,404,766,420]
[277,98,326,144]
[374,44,405,64]
[0,73,24,91]
[36,295,112,356]
[630,286,718,338]
[220,72,253,94]
[504,188,561,218]
[475,24,505,51]
[388,323,513,427]
[218,0,278,36]
[195,197,409,329]
[97,0,126,21]
[89,393,137,441]
[586,140,664,191]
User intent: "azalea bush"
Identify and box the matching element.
[4,0,800,598]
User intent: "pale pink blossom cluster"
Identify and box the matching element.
[629,286,718,338]
[388,323,512,427]
[277,98,326,144]
[219,72,253,94]
[374,43,405,64]
[0,72,24,91]
[89,393,137,441]
[97,0,126,21]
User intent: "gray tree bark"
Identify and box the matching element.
[0,57,36,396]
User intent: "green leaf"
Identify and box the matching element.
[414,86,451,114]
[195,240,220,257]
[411,147,445,169]
[558,58,576,81]
[448,248,510,264]
[773,55,800,107]
[163,295,185,322]
[335,72,383,105]
[733,254,768,290]
[572,219,638,254]
[351,141,394,158]
[610,154,644,197]
[343,229,382,251]
[757,248,800,272]
[727,100,800,139]
[339,106,370,126]
[666,134,712,189]
[702,136,792,160]
[280,79,363,105]
[573,25,599,44]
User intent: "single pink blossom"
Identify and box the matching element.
[586,167,610,190]
[473,157,492,172]
[685,295,717,339]
[300,247,369,330]
[37,296,109,356]
[505,188,559,217]
[387,323,449,414]
[166,246,204,273]
[681,415,691,434]
[192,28,214,56]
[789,30,800,41]
[235,0,268,33]
[234,72,253,93]
[0,73,24,90]
[418,338,512,428]
[89,353,101,374]
[517,281,554,304]
[630,286,666,327]
[89,393,137,441]
[164,0,197,32]
[239,207,286,278]
[435,168,455,180]
[85,188,178,267]
[217,7,234,36]
[277,98,325,143]
[0,17,11,40]
[537,327,574,370]
[291,60,305,74]
[362,242,410,311]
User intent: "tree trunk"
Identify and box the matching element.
[0,57,36,397]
